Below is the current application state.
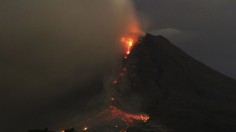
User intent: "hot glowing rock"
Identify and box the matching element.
[120,34,139,55]
[77,105,149,131]
[107,105,149,126]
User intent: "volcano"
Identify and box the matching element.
[71,33,236,132]
[29,33,236,132]
[120,33,236,132]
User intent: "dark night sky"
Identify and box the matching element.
[0,0,235,132]
[134,0,236,79]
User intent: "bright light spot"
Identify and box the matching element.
[128,39,133,47]
[120,34,139,56]
[140,114,149,122]
[83,127,88,131]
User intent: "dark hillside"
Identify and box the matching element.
[120,33,236,132]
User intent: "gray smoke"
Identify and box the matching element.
[0,0,140,131]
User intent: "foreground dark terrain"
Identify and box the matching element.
[30,34,236,132]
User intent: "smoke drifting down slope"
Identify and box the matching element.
[0,0,142,132]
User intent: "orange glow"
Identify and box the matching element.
[78,105,149,131]
[120,34,139,56]
[76,64,150,131]
[121,9,142,56]
[76,30,150,131]
[107,105,149,126]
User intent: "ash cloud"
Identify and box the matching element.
[0,0,139,131]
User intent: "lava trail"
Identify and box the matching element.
[72,34,149,132]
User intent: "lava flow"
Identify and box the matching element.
[107,105,149,126]
[74,34,149,132]
[121,33,139,56]
[76,105,149,132]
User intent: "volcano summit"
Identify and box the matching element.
[122,33,236,132]
[29,34,236,132]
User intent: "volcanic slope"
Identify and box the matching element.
[117,33,236,132]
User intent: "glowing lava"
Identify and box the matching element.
[107,105,149,126]
[121,34,139,55]
[77,105,149,132]
[74,34,149,132]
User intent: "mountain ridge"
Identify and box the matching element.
[119,33,236,132]
[26,33,236,132]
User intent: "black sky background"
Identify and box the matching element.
[0,0,235,132]
[134,0,236,79]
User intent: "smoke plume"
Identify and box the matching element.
[0,0,140,131]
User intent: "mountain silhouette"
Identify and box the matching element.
[117,33,236,132]
[27,33,236,132]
